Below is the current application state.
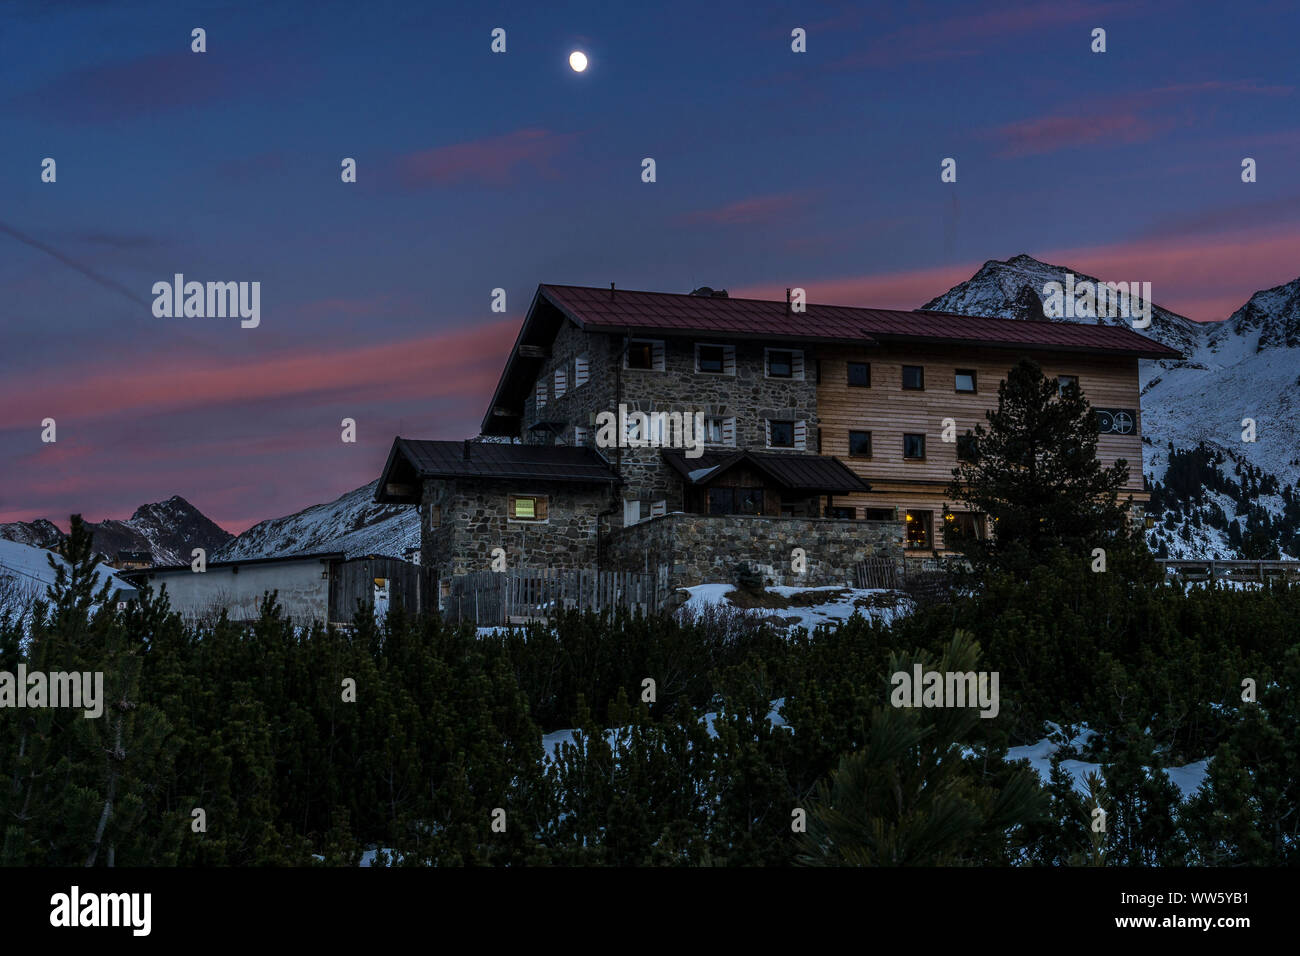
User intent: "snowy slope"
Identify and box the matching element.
[214,479,419,562]
[0,539,132,624]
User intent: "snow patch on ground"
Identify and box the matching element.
[680,582,911,631]
[1007,723,1210,801]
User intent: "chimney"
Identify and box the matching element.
[462,439,472,461]
[786,287,791,315]
[610,282,615,300]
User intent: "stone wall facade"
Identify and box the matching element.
[520,320,821,527]
[421,476,617,577]
[602,512,904,588]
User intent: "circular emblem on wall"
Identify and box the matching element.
[1111,411,1134,434]
[1096,410,1114,433]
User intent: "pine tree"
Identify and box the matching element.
[799,631,1046,865]
[946,358,1138,578]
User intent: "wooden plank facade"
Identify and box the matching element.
[815,344,1147,554]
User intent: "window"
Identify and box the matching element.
[864,507,896,521]
[954,369,976,393]
[535,380,547,408]
[626,339,665,371]
[766,419,807,450]
[902,365,925,390]
[957,431,979,462]
[905,510,933,550]
[707,487,765,515]
[1058,374,1079,395]
[554,367,567,399]
[826,506,856,519]
[574,354,590,388]
[624,500,641,525]
[765,348,804,379]
[508,495,548,521]
[903,433,926,459]
[573,425,588,446]
[695,343,734,374]
[650,500,667,518]
[429,505,441,529]
[945,511,986,541]
[849,430,872,457]
[704,416,734,446]
[847,362,870,387]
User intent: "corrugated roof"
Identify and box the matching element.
[540,284,1184,358]
[376,439,621,502]
[662,449,871,493]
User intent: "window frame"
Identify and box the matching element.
[905,509,934,550]
[694,342,734,375]
[507,494,549,523]
[903,432,926,460]
[625,338,665,371]
[847,362,871,387]
[768,419,796,449]
[848,430,873,458]
[954,368,977,393]
[902,365,925,390]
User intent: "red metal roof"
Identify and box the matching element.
[538,284,1183,359]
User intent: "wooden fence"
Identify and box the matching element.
[446,567,668,625]
[328,556,434,625]
[1158,559,1300,584]
[853,555,901,590]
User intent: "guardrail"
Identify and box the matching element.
[1158,559,1300,583]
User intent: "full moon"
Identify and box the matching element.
[569,50,588,72]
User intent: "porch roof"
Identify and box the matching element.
[661,449,871,494]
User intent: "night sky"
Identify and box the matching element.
[3,0,1298,532]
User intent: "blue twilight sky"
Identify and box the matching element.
[1,0,1298,530]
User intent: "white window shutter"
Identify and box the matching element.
[574,425,587,446]
[765,419,772,449]
[792,350,805,380]
[624,500,641,525]
[536,380,547,407]
[651,500,666,518]
[554,367,567,398]
[794,420,807,449]
[652,341,665,370]
[723,417,736,446]
[723,345,736,375]
[574,354,589,387]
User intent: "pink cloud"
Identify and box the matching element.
[397,129,579,187]
[988,80,1294,157]
[993,111,1167,157]
[0,319,516,431]
[678,193,806,226]
[830,0,1136,70]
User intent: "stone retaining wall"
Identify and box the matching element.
[603,512,904,588]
